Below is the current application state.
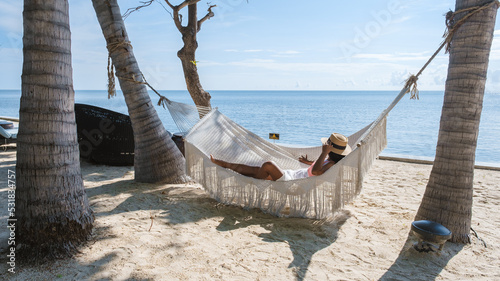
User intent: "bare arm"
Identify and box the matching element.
[310,145,335,176]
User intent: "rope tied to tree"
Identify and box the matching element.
[106,39,173,108]
[106,40,132,99]
[443,0,500,53]
[404,75,419,100]
[402,0,499,100]
[115,72,172,108]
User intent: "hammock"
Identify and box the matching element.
[102,0,492,218]
[156,18,451,218]
[164,88,410,219]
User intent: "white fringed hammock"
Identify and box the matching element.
[163,86,411,219]
[111,0,486,218]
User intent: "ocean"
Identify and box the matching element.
[1,89,499,167]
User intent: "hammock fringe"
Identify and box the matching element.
[183,109,387,219]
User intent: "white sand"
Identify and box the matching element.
[1,149,499,280]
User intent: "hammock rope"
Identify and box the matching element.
[402,0,499,100]
[103,1,499,126]
[105,39,211,128]
[358,0,500,149]
[105,39,170,105]
[443,0,500,53]
[154,1,500,136]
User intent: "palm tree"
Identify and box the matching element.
[92,0,188,183]
[16,0,94,258]
[415,0,498,243]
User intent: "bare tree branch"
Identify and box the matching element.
[123,0,156,19]
[164,0,175,9]
[177,0,201,10]
[197,4,216,32]
[155,0,173,17]
[164,0,203,33]
[164,0,200,10]
[165,0,185,32]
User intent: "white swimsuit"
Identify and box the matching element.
[278,168,309,181]
[277,160,330,181]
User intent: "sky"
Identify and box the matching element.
[1,0,500,91]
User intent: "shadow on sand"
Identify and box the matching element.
[379,233,464,281]
[155,184,352,281]
[215,207,351,281]
[0,159,351,280]
[85,179,351,281]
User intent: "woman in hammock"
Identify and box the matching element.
[210,133,352,181]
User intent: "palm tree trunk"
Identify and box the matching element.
[16,0,94,259]
[415,0,497,243]
[92,0,188,183]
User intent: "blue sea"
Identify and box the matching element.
[1,89,499,167]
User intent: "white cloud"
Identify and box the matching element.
[271,50,301,57]
[225,49,300,56]
[225,59,402,77]
[353,52,445,62]
[489,30,500,60]
[277,50,300,55]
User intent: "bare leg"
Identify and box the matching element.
[210,155,260,177]
[210,155,283,181]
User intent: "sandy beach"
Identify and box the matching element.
[0,148,499,280]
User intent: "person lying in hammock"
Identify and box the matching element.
[210,133,352,181]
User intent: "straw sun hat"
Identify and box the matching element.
[321,133,352,156]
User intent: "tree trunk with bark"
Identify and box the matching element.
[415,0,497,243]
[92,0,188,183]
[167,0,214,110]
[16,0,94,259]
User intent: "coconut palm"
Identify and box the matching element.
[16,0,94,258]
[415,0,498,243]
[92,0,188,183]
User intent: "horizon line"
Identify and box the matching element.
[0,88,448,92]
